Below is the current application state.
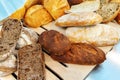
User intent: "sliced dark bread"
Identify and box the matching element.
[18,44,45,80]
[0,18,22,61]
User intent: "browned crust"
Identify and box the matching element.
[51,43,106,65]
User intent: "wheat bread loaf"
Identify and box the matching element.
[18,44,45,80]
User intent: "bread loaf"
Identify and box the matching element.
[39,30,71,56]
[51,43,106,65]
[43,0,70,19]
[18,44,45,80]
[97,2,120,23]
[66,0,100,13]
[16,27,39,49]
[55,12,103,27]
[65,23,120,46]
[24,5,53,28]
[0,19,22,61]
[0,55,16,77]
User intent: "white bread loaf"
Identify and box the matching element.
[16,27,39,49]
[66,0,100,13]
[65,22,120,46]
[55,12,103,27]
[0,55,16,77]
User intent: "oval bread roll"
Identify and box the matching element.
[24,5,53,28]
[55,12,103,27]
[65,23,120,46]
[44,0,70,19]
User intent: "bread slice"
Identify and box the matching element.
[97,2,120,23]
[0,19,22,61]
[18,44,45,80]
[65,23,120,46]
[66,0,100,13]
[0,55,16,77]
[55,12,103,27]
[16,27,39,49]
[110,0,120,4]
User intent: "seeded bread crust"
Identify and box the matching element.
[18,44,45,80]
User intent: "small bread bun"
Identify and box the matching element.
[44,0,70,20]
[24,5,53,28]
[9,6,26,20]
[115,12,120,24]
[67,0,83,5]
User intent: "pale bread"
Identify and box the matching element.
[66,0,100,13]
[97,2,120,23]
[55,12,103,27]
[65,22,120,47]
[16,27,39,49]
[0,55,16,77]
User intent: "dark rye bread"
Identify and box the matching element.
[18,44,45,80]
[0,18,22,61]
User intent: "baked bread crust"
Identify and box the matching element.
[55,12,103,27]
[51,43,106,65]
[39,30,71,56]
[43,0,70,19]
[24,5,53,28]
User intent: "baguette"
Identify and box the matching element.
[65,23,120,46]
[66,0,100,13]
[55,12,103,27]
[51,43,106,65]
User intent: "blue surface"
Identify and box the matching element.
[85,41,120,80]
[0,0,25,20]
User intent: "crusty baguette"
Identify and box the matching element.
[66,0,100,13]
[0,19,22,61]
[65,23,120,47]
[55,12,103,27]
[16,27,39,49]
[51,43,106,65]
[0,55,16,77]
[97,2,120,23]
[18,44,45,80]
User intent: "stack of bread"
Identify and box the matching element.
[2,0,119,78]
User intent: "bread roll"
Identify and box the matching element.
[66,0,100,13]
[24,5,53,28]
[44,0,70,19]
[51,43,106,65]
[9,7,26,20]
[65,23,120,46]
[55,12,103,27]
[39,30,71,56]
